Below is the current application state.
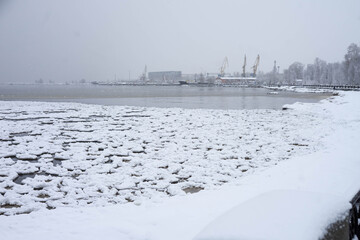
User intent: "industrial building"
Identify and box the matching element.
[148,71,182,83]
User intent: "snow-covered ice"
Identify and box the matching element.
[0,91,359,240]
[0,99,329,215]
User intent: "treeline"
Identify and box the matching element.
[261,43,360,85]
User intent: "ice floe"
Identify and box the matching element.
[0,98,333,215]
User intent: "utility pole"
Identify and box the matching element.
[272,61,278,86]
[242,55,246,77]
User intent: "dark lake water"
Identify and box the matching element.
[0,84,331,110]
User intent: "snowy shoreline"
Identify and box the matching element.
[1,92,360,239]
[263,85,339,93]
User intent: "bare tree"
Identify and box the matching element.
[344,43,360,85]
[284,62,304,84]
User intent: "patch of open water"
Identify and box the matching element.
[0,84,331,109]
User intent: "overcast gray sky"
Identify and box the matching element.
[0,0,359,83]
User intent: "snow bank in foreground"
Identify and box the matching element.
[195,190,350,240]
[0,91,359,240]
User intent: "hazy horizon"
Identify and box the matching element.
[0,0,359,83]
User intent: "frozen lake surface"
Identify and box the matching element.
[0,91,359,240]
[0,84,330,109]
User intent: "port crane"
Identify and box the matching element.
[251,55,260,77]
[140,65,147,81]
[242,55,246,77]
[219,57,229,77]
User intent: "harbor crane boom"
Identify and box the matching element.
[242,55,246,77]
[251,55,260,77]
[219,57,229,77]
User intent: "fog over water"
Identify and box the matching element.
[0,0,359,83]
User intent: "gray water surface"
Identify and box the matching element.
[0,84,331,110]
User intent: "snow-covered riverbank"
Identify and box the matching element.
[263,85,338,93]
[1,92,359,239]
